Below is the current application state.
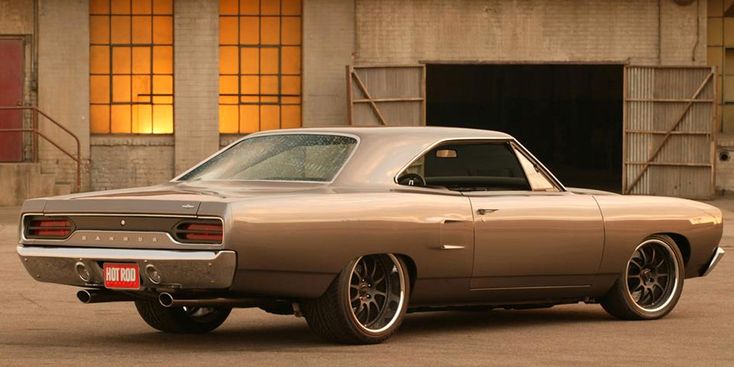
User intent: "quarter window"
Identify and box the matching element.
[514,148,558,191]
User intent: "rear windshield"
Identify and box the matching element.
[178,134,358,182]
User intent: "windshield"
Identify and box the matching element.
[178,134,358,182]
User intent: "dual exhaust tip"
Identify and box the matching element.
[77,290,259,308]
[76,289,176,307]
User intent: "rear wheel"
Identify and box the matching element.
[302,254,410,344]
[134,300,231,333]
[601,235,685,320]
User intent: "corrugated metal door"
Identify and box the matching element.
[347,65,425,126]
[623,65,716,199]
[0,39,24,162]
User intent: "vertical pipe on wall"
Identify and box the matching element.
[657,0,662,65]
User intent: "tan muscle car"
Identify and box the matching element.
[17,127,725,344]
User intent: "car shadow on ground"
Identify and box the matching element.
[92,307,612,349]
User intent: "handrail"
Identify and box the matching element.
[0,106,81,192]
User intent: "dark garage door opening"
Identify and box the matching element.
[426,64,623,192]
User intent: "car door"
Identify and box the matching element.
[419,140,605,294]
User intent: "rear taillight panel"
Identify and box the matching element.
[172,219,223,244]
[25,216,75,239]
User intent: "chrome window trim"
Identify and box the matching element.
[509,141,564,192]
[171,131,362,184]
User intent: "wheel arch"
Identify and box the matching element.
[658,232,691,265]
[395,253,417,295]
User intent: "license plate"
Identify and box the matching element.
[103,263,140,289]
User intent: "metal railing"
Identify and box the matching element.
[0,106,81,192]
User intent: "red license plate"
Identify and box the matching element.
[103,263,140,289]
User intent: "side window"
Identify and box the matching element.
[398,142,531,191]
[513,148,559,192]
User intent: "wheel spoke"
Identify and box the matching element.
[638,249,649,265]
[373,289,387,299]
[630,258,644,271]
[649,247,656,266]
[641,287,652,305]
[630,281,643,292]
[373,274,385,286]
[370,259,378,279]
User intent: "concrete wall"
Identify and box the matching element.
[0,0,33,34]
[354,0,705,65]
[302,0,355,127]
[37,0,91,189]
[173,0,220,174]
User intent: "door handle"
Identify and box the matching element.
[476,208,498,215]
[436,244,465,250]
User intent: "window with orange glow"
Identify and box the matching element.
[219,0,302,133]
[90,0,174,134]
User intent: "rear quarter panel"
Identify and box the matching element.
[225,188,474,301]
[594,195,722,278]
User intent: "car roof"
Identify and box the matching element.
[250,126,517,186]
[251,126,513,141]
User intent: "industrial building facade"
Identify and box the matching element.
[0,0,729,205]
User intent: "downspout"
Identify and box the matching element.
[691,0,700,62]
[658,0,662,64]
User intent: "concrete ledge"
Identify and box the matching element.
[90,135,175,147]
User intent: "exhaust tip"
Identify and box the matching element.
[77,290,92,304]
[159,292,174,308]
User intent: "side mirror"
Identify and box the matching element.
[435,149,457,158]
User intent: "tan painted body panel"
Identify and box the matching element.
[17,127,724,308]
[467,192,604,286]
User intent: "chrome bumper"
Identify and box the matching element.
[702,247,726,277]
[17,246,237,289]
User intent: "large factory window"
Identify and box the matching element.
[219,0,302,133]
[90,0,174,134]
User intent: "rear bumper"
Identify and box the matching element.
[701,247,726,277]
[17,246,237,289]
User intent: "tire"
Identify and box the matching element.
[601,235,685,320]
[302,254,410,344]
[134,300,231,333]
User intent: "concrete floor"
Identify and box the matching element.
[0,201,732,366]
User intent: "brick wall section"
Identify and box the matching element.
[37,0,91,189]
[302,0,355,127]
[173,0,220,174]
[354,0,705,65]
[90,136,175,191]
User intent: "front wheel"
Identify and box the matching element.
[134,300,231,333]
[601,235,685,320]
[302,254,410,344]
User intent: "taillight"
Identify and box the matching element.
[25,216,74,239]
[173,220,223,244]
